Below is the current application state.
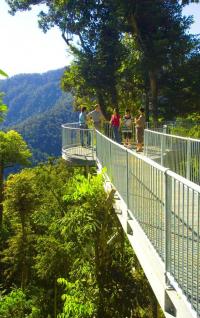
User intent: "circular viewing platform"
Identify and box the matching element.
[62,145,96,166]
[62,123,96,166]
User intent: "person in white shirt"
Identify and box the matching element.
[121,109,132,148]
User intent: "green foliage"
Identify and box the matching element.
[0,130,32,227]
[0,69,78,165]
[170,113,200,138]
[0,69,8,123]
[0,288,40,318]
[57,279,95,318]
[0,69,64,127]
[0,93,8,123]
[4,169,39,217]
[2,169,40,288]
[4,1,200,122]
[171,125,200,138]
[1,160,163,317]
[0,130,32,167]
[0,69,8,78]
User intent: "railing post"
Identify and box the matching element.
[61,125,64,150]
[161,134,166,166]
[144,130,147,156]
[186,138,191,181]
[109,138,112,175]
[164,170,171,285]
[163,124,167,134]
[91,129,94,158]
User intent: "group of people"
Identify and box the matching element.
[79,104,145,152]
[109,107,145,152]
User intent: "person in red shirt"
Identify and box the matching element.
[110,108,121,143]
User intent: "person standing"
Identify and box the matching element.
[110,108,121,143]
[135,107,145,152]
[79,106,91,146]
[87,104,104,131]
[121,109,132,148]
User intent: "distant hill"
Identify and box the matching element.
[0,68,78,165]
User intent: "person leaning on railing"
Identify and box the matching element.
[134,107,145,152]
[87,103,104,131]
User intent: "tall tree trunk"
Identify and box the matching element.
[94,189,115,318]
[145,87,150,124]
[95,242,105,318]
[21,208,28,290]
[54,277,57,318]
[110,84,118,110]
[149,70,158,126]
[127,13,159,126]
[0,163,4,228]
[97,91,109,120]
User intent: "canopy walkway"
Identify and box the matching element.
[61,122,200,318]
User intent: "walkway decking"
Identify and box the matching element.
[62,145,96,166]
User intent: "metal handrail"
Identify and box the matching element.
[62,124,200,316]
[144,129,200,184]
[61,122,95,159]
[96,129,200,316]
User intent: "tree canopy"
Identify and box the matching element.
[0,69,8,122]
[5,0,200,122]
[0,130,31,226]
[1,161,164,317]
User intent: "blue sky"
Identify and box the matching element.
[0,1,200,77]
[0,1,72,77]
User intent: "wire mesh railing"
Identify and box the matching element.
[62,125,200,316]
[165,172,200,314]
[144,129,200,185]
[103,122,136,145]
[96,130,200,316]
[61,122,95,159]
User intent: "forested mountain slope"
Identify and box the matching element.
[0,68,78,164]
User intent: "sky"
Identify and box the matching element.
[0,1,72,77]
[0,1,200,78]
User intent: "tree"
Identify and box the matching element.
[1,159,164,317]
[159,50,200,118]
[6,0,125,117]
[7,0,199,123]
[2,169,40,290]
[1,160,75,317]
[182,0,199,3]
[0,288,40,318]
[0,130,31,226]
[0,69,8,122]
[116,0,196,124]
[59,0,125,117]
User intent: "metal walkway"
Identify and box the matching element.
[61,123,200,318]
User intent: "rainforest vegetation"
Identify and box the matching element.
[1,0,200,317]
[0,69,78,165]
[0,160,164,317]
